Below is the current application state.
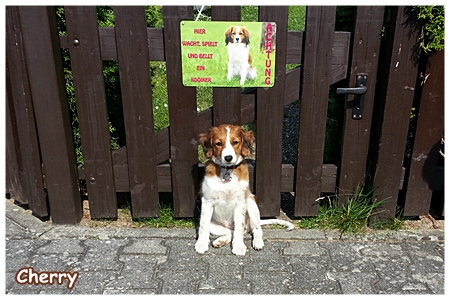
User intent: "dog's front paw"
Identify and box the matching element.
[252,238,264,250]
[195,240,209,254]
[232,243,247,256]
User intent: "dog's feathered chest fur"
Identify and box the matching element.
[227,43,250,63]
[201,159,252,230]
[201,160,250,199]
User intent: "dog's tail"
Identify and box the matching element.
[260,219,295,231]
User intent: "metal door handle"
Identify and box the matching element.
[336,73,368,120]
[336,86,367,95]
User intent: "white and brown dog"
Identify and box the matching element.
[195,124,294,256]
[224,26,257,85]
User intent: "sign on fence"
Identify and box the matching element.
[180,21,276,87]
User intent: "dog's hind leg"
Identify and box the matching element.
[210,223,232,248]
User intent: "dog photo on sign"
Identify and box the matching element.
[224,25,257,85]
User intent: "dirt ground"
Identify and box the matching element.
[79,200,444,230]
[79,200,138,228]
[402,214,444,230]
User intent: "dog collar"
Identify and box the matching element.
[221,165,238,170]
[219,160,243,170]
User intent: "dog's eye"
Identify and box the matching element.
[215,142,223,146]
[231,141,239,145]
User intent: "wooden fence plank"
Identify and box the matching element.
[295,6,336,216]
[211,6,242,126]
[156,128,171,163]
[147,28,165,61]
[255,6,288,217]
[404,49,444,215]
[338,7,385,195]
[114,6,160,217]
[19,7,82,224]
[286,31,303,64]
[330,32,351,82]
[98,27,117,60]
[163,6,199,217]
[5,7,48,217]
[65,6,117,218]
[241,93,256,124]
[5,68,26,201]
[284,67,301,105]
[372,7,419,220]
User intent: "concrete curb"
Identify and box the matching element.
[6,198,444,242]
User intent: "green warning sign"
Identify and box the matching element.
[180,21,276,87]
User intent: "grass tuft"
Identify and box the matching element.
[133,206,196,228]
[298,181,404,238]
[132,193,196,228]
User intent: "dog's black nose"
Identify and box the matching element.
[224,155,233,162]
[235,37,239,42]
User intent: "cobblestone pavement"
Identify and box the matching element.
[4,199,445,295]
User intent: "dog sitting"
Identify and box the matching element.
[224,26,257,85]
[195,124,294,256]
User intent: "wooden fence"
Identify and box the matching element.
[6,6,444,224]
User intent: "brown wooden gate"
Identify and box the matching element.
[6,6,444,224]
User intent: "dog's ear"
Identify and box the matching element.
[224,26,233,45]
[198,132,213,158]
[242,27,250,45]
[241,129,255,157]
